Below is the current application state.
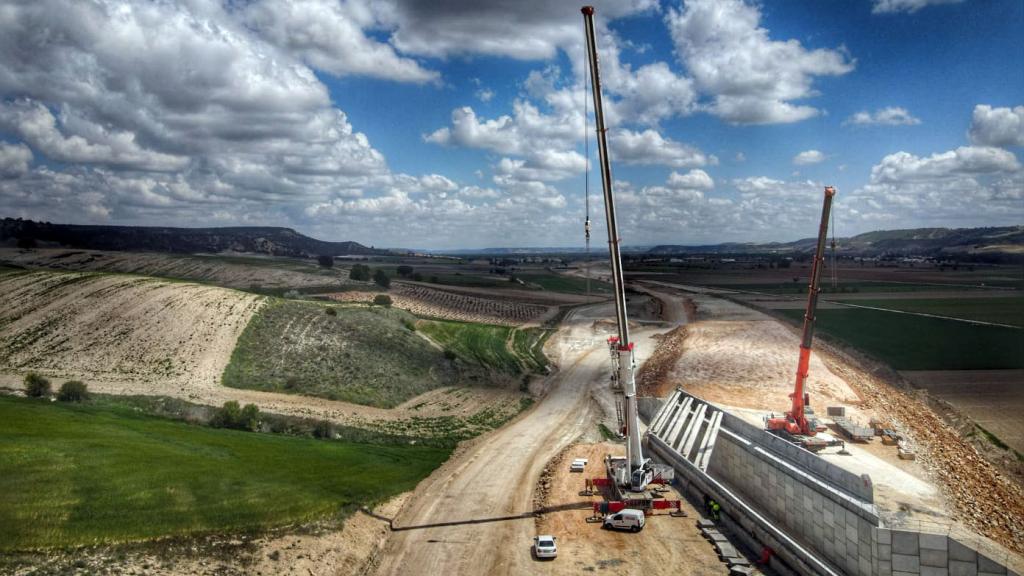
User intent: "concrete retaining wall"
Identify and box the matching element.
[708,431,878,575]
[644,389,1020,576]
[877,530,1019,576]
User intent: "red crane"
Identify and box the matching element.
[766,186,843,450]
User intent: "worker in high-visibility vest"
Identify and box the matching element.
[710,500,721,521]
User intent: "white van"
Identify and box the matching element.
[602,509,646,532]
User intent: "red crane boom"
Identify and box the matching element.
[767,186,836,439]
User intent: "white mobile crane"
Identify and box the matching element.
[582,5,654,492]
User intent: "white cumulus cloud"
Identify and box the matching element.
[666,0,854,125]
[793,150,826,165]
[872,0,964,14]
[968,105,1024,148]
[843,107,921,126]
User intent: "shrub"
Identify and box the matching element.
[211,401,242,428]
[349,264,370,281]
[24,373,51,398]
[57,380,89,402]
[373,294,393,307]
[397,265,413,277]
[239,403,260,431]
[317,254,334,268]
[212,401,260,431]
[373,269,391,288]
[443,348,457,361]
[325,307,337,316]
[411,273,423,282]
[313,420,334,439]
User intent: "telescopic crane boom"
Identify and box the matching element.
[767,186,836,439]
[582,5,653,491]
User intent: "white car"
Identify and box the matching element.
[603,509,646,532]
[534,535,557,559]
[569,461,585,473]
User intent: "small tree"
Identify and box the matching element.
[313,420,334,439]
[411,272,423,282]
[317,254,334,268]
[57,381,90,402]
[349,264,370,281]
[239,404,260,431]
[325,306,337,316]
[373,269,391,288]
[396,265,413,277]
[211,401,242,428]
[24,373,51,398]
[373,294,393,307]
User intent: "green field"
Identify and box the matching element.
[417,320,550,374]
[222,300,467,407]
[519,273,613,294]
[711,281,1005,294]
[832,297,1024,327]
[0,396,449,551]
[780,308,1024,370]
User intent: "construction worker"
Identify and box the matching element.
[710,499,721,521]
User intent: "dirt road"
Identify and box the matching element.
[373,302,683,576]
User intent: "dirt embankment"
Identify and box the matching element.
[818,344,1024,556]
[0,270,263,389]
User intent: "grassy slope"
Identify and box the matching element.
[832,297,1024,327]
[779,308,1024,370]
[222,301,463,408]
[0,396,449,551]
[417,320,550,374]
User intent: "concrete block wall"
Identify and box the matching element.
[876,530,1020,576]
[708,432,878,576]
[719,410,874,504]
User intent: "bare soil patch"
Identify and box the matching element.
[0,247,348,290]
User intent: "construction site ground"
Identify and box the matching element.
[633,280,1024,567]
[533,442,733,576]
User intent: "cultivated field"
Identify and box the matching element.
[901,370,1024,455]
[327,282,553,325]
[778,308,1023,370]
[0,395,448,551]
[417,320,550,375]
[0,269,262,389]
[0,247,350,292]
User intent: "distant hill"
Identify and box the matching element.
[647,226,1024,260]
[0,218,384,258]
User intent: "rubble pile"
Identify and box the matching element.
[636,325,689,397]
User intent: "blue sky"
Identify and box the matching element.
[0,0,1021,249]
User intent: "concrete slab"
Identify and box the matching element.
[921,533,949,551]
[893,553,922,573]
[921,549,949,568]
[950,560,979,576]
[894,531,921,555]
[978,555,1008,575]
[922,567,950,576]
[949,540,978,563]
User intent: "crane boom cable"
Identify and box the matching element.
[583,25,591,300]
